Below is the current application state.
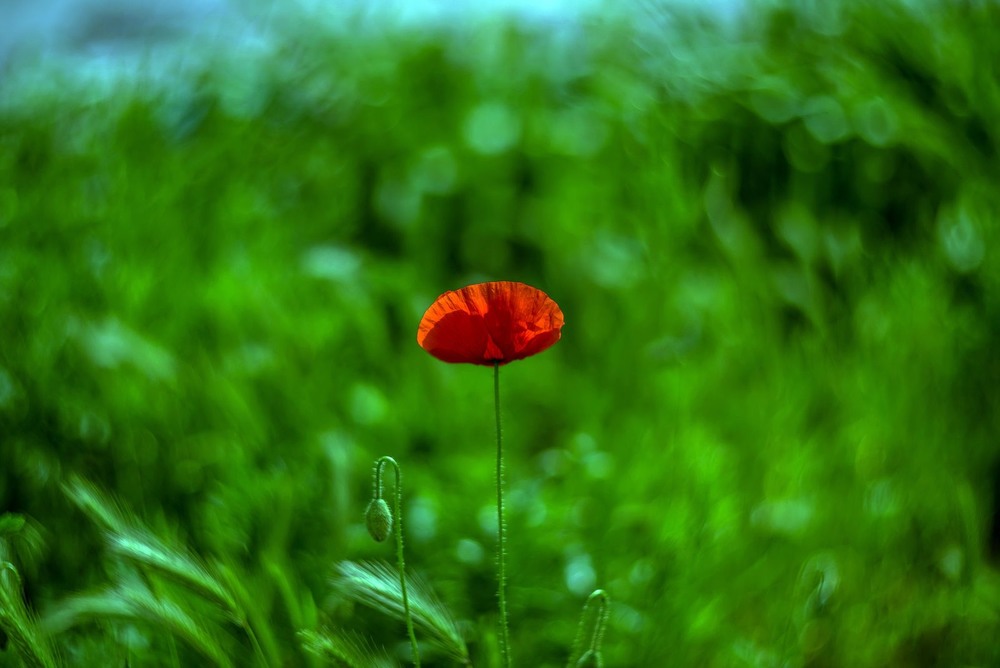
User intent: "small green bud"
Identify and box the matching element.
[365,498,393,542]
[576,650,603,667]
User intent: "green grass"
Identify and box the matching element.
[1,1,1000,665]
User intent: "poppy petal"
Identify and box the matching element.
[417,281,563,366]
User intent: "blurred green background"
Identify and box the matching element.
[2,1,999,666]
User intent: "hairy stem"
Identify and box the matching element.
[376,456,420,667]
[494,362,511,667]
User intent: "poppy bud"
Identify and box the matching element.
[571,590,609,668]
[576,650,603,667]
[365,498,393,542]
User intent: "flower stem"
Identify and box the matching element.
[494,362,511,667]
[376,456,421,667]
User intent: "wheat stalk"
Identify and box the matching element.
[332,561,468,664]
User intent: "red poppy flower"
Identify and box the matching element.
[417,281,564,366]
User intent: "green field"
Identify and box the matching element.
[1,2,999,666]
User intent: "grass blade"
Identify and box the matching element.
[0,540,58,668]
[106,531,239,618]
[42,579,233,668]
[65,476,240,618]
[298,627,395,668]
